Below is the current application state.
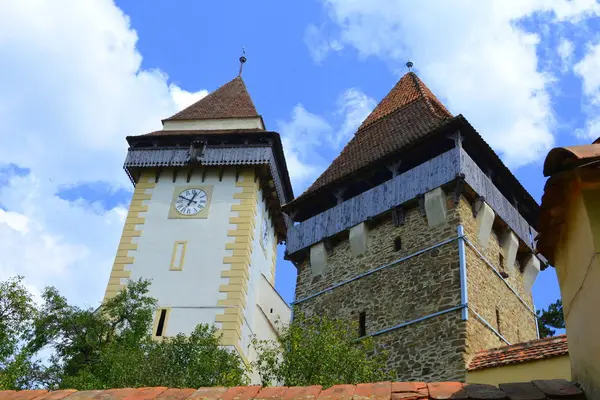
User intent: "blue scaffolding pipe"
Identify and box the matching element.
[463,237,536,315]
[457,225,468,320]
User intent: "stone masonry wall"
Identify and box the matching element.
[294,198,466,382]
[456,196,538,362]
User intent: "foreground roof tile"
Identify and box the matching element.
[0,380,587,400]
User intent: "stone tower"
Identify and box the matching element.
[103,75,294,368]
[283,72,542,381]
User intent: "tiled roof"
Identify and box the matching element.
[164,77,259,121]
[359,72,451,130]
[0,380,586,400]
[468,334,568,371]
[537,138,600,265]
[287,73,453,207]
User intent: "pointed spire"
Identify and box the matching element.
[164,76,259,122]
[238,46,247,77]
[358,71,451,131]
[286,71,453,206]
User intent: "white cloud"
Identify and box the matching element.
[574,40,600,141]
[169,84,209,111]
[335,88,377,146]
[306,0,600,167]
[557,38,575,73]
[278,89,375,193]
[0,0,205,305]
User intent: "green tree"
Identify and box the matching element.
[28,278,247,389]
[251,313,389,388]
[536,299,564,338]
[0,276,39,390]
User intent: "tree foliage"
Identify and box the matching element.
[0,276,40,390]
[251,313,390,388]
[9,278,247,389]
[2,277,391,390]
[536,299,564,338]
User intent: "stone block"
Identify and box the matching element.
[349,222,369,256]
[310,242,328,275]
[424,187,447,226]
[475,202,495,248]
[523,254,541,292]
[501,231,519,272]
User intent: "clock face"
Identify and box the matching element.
[174,188,207,216]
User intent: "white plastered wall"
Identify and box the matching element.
[127,167,238,337]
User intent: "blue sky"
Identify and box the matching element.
[2,0,600,317]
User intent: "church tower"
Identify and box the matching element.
[103,69,294,367]
[284,70,542,381]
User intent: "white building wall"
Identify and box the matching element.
[119,166,289,378]
[127,167,238,336]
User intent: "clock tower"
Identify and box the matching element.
[103,73,294,368]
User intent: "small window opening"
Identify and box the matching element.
[495,308,502,334]
[270,308,274,314]
[394,236,402,252]
[156,309,167,337]
[359,312,367,337]
[499,253,505,270]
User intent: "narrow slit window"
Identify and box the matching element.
[496,308,502,334]
[156,309,167,337]
[359,312,367,337]
[394,236,402,252]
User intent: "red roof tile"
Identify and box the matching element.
[164,77,259,122]
[0,380,585,400]
[359,72,451,131]
[467,334,568,371]
[286,73,453,208]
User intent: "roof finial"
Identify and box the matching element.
[238,46,247,77]
[406,60,414,72]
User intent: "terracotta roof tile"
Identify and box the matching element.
[468,335,568,371]
[359,72,451,131]
[354,382,391,400]
[288,81,452,207]
[156,389,198,400]
[164,77,259,121]
[282,387,322,400]
[317,385,356,400]
[0,381,586,400]
[427,383,467,400]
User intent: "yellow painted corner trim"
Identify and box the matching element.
[102,168,155,303]
[215,168,257,358]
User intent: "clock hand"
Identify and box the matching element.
[178,195,198,204]
[187,192,199,206]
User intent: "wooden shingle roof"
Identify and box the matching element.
[287,72,453,208]
[164,77,260,122]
